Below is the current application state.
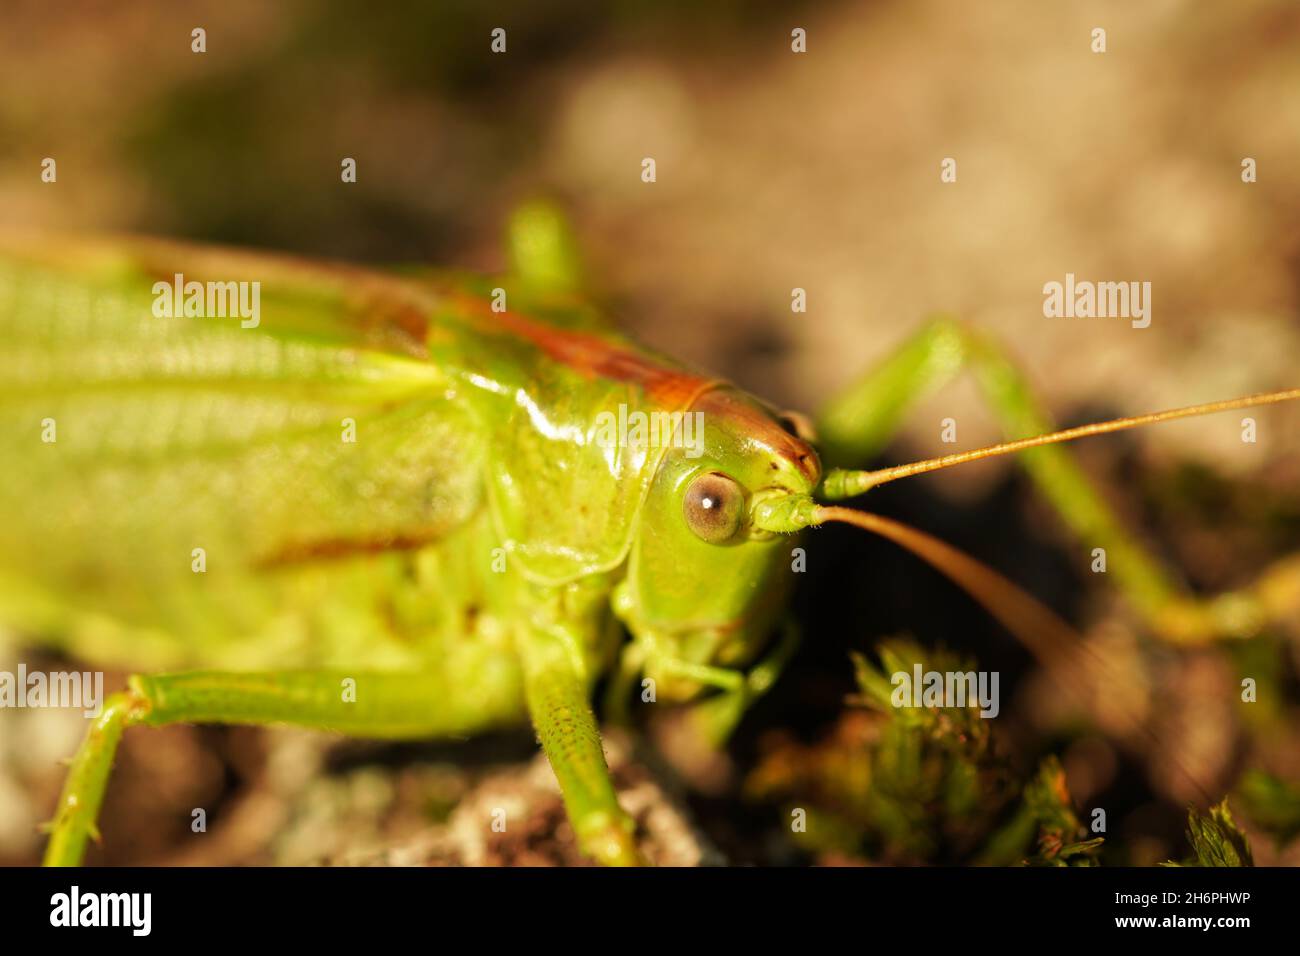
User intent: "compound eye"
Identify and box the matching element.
[683,472,746,544]
[777,410,817,443]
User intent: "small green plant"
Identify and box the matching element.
[747,638,1103,865]
[1161,800,1254,867]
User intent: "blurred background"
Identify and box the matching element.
[1,0,1299,865]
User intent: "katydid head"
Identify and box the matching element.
[619,383,1300,719]
[617,388,821,700]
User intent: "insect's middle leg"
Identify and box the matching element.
[43,668,523,867]
[815,316,1270,643]
[515,624,642,866]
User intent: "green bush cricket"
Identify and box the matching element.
[3,204,1298,866]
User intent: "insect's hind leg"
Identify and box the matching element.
[43,668,521,866]
[43,690,138,867]
[815,316,1250,643]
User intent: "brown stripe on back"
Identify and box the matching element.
[443,289,718,411]
[255,531,444,569]
[6,232,718,411]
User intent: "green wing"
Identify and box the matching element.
[0,235,485,670]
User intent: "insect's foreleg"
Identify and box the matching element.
[602,640,646,728]
[516,625,642,866]
[43,669,515,866]
[43,691,137,867]
[816,316,1226,642]
[685,621,802,746]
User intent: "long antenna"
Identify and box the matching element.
[807,505,1213,801]
[813,506,1079,668]
[822,387,1300,499]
